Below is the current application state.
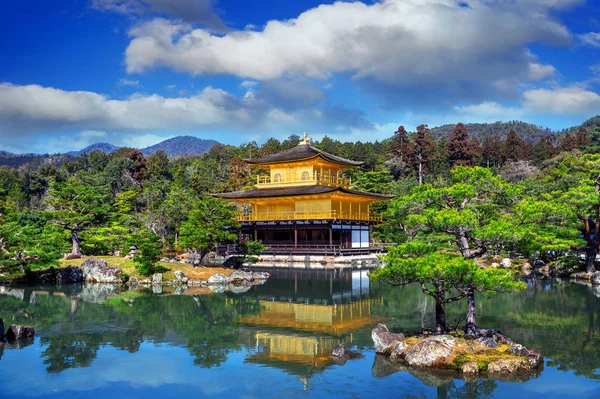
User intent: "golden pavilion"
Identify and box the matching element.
[213,134,393,254]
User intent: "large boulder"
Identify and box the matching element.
[487,358,531,373]
[371,324,405,354]
[56,265,83,284]
[5,325,34,342]
[510,343,544,368]
[228,270,254,284]
[462,362,479,374]
[128,276,139,286]
[81,258,121,283]
[501,258,512,268]
[592,271,600,286]
[174,270,188,284]
[389,341,409,360]
[207,273,228,285]
[476,336,499,349]
[405,335,456,367]
[152,273,163,285]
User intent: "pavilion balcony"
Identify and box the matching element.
[256,172,351,189]
[237,210,382,222]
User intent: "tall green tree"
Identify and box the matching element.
[412,124,437,185]
[447,123,475,166]
[47,181,112,258]
[179,196,239,262]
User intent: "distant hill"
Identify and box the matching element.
[563,115,600,134]
[66,143,119,156]
[428,121,555,142]
[0,152,74,169]
[0,135,220,169]
[140,136,218,157]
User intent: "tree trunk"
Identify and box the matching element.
[465,286,478,337]
[418,160,423,186]
[433,280,447,334]
[585,244,597,273]
[71,227,82,257]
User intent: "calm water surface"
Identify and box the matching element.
[1,268,600,398]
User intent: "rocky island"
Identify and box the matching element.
[371,324,543,376]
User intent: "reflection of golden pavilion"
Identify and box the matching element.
[249,332,338,369]
[240,298,383,336]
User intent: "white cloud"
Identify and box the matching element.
[579,32,600,47]
[0,83,374,152]
[124,0,570,93]
[118,78,140,87]
[92,0,226,31]
[523,86,600,115]
[240,80,258,89]
[0,83,279,134]
[454,101,526,121]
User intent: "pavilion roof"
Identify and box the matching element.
[243,144,363,167]
[212,185,394,200]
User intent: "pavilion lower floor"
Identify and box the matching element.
[240,220,381,255]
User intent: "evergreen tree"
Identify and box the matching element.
[412,125,436,185]
[447,123,475,166]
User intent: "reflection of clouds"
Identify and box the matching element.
[0,340,237,397]
[515,366,600,397]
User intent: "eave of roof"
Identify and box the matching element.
[212,185,394,200]
[243,144,363,167]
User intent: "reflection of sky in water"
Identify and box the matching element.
[1,340,600,398]
[2,276,600,398]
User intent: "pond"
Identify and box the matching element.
[1,268,600,398]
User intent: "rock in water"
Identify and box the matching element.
[81,258,122,283]
[56,265,83,284]
[487,358,531,373]
[152,273,163,284]
[253,271,270,280]
[371,324,405,354]
[5,325,34,342]
[128,276,139,286]
[390,341,409,359]
[405,335,456,367]
[207,274,228,285]
[592,271,600,286]
[228,270,254,284]
[462,362,479,374]
[332,344,349,359]
[510,343,544,368]
[174,270,188,283]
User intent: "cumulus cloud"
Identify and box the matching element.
[454,101,526,121]
[92,0,226,31]
[523,86,600,115]
[0,83,373,145]
[579,32,600,47]
[124,0,569,99]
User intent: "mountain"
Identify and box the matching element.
[66,143,119,156]
[428,121,555,142]
[0,152,74,169]
[140,136,219,157]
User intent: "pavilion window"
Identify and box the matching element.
[274,173,282,183]
[301,171,310,180]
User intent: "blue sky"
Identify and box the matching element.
[1,0,599,154]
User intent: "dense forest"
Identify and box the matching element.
[1,116,600,280]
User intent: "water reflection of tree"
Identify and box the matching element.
[370,278,600,380]
[1,288,261,372]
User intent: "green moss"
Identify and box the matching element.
[452,350,524,371]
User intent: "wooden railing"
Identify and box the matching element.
[237,210,382,222]
[256,172,351,189]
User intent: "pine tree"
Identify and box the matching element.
[447,123,475,166]
[504,130,528,162]
[412,124,436,185]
